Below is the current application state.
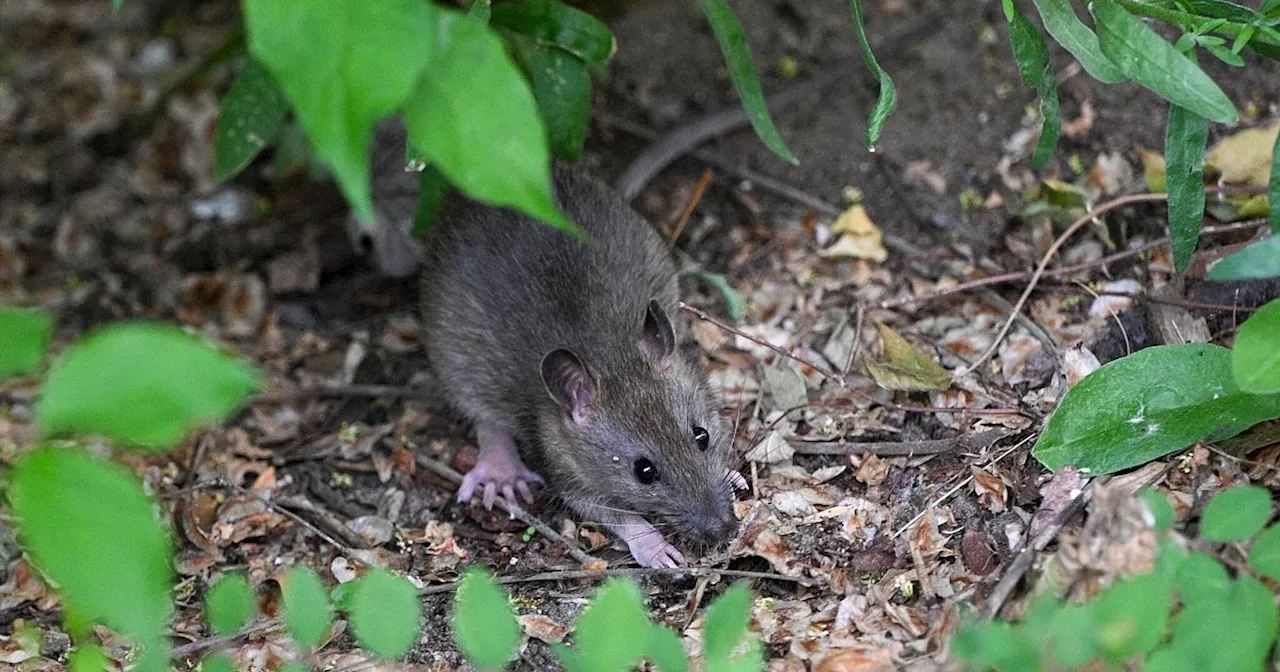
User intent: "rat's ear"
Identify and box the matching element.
[639,299,676,360]
[541,348,597,421]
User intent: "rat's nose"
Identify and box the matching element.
[686,505,739,546]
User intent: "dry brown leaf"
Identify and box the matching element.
[819,205,888,263]
[971,466,1008,512]
[853,453,889,486]
[519,614,569,643]
[814,646,897,672]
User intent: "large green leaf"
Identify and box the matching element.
[1207,235,1280,280]
[1168,576,1278,670]
[1003,0,1061,168]
[574,579,650,672]
[1093,574,1172,660]
[1165,103,1209,274]
[1090,0,1237,123]
[11,447,173,662]
[520,40,593,160]
[696,0,797,165]
[702,584,752,662]
[1248,524,1280,580]
[213,58,289,181]
[490,0,615,65]
[348,568,423,659]
[452,567,520,670]
[403,10,572,234]
[1233,299,1280,394]
[282,566,333,648]
[1028,0,1126,83]
[34,322,260,449]
[847,0,897,147]
[1032,344,1280,474]
[0,306,53,379]
[646,625,688,672]
[1270,121,1280,233]
[243,0,436,222]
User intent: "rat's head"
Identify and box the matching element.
[535,300,739,554]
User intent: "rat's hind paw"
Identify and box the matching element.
[458,428,545,510]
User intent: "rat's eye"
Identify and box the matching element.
[634,458,660,484]
[692,426,710,451]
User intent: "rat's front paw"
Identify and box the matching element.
[457,459,544,510]
[628,534,686,568]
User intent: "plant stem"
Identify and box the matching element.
[1113,0,1243,36]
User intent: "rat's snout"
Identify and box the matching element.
[682,502,739,549]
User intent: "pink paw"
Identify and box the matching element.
[457,459,544,510]
[627,532,686,569]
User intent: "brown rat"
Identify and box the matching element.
[419,165,744,567]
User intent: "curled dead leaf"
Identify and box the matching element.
[864,323,951,392]
[819,205,887,263]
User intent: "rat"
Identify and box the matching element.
[419,165,746,568]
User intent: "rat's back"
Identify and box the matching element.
[420,166,679,436]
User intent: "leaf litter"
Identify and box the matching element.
[0,0,1278,670]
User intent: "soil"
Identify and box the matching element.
[2,0,1278,670]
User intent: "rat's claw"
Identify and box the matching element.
[728,469,748,491]
[517,481,535,504]
[483,483,498,510]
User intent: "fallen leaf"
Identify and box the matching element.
[819,205,888,263]
[864,324,952,391]
[520,613,568,643]
[1205,120,1280,185]
[1137,147,1167,193]
[745,432,795,463]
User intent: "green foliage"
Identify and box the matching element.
[0,306,53,380]
[1139,488,1174,531]
[1027,0,1127,83]
[953,485,1280,671]
[200,655,237,672]
[242,0,436,223]
[452,567,521,670]
[847,0,897,147]
[1164,103,1208,274]
[67,643,108,672]
[573,579,650,671]
[10,447,174,670]
[1271,123,1280,233]
[1232,299,1280,394]
[1091,0,1237,123]
[204,572,255,636]
[348,567,424,659]
[402,9,572,234]
[695,0,796,165]
[212,58,288,181]
[1199,484,1272,541]
[1207,235,1280,280]
[281,566,334,648]
[1247,524,1280,581]
[1002,0,1060,169]
[702,584,753,663]
[34,322,260,448]
[1031,344,1280,475]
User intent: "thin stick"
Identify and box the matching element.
[414,453,600,567]
[668,168,714,248]
[417,565,816,596]
[872,217,1268,311]
[678,301,841,382]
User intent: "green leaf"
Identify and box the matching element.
[243,0,436,223]
[489,0,616,66]
[527,44,592,160]
[34,322,260,449]
[213,58,289,181]
[1093,573,1172,660]
[1177,552,1231,606]
[1165,102,1209,274]
[282,566,333,648]
[403,10,574,235]
[201,655,236,672]
[1032,344,1280,474]
[1200,484,1272,541]
[11,447,173,660]
[1203,42,1246,66]
[1045,603,1100,668]
[1248,523,1280,580]
[68,644,109,672]
[646,624,688,672]
[348,567,423,659]
[1270,122,1280,234]
[1233,299,1280,394]
[412,164,453,237]
[205,572,255,636]
[1003,0,1061,168]
[1028,0,1127,83]
[0,306,53,379]
[1139,488,1175,531]
[696,0,798,164]
[702,584,752,662]
[696,270,747,322]
[1168,576,1278,670]
[1090,0,1238,123]
[950,619,1040,672]
[469,0,491,23]
[1206,234,1280,280]
[847,0,898,147]
[452,567,520,670]
[574,579,650,672]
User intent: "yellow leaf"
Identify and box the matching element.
[1136,147,1166,194]
[1205,120,1280,186]
[864,323,952,392]
[820,205,887,263]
